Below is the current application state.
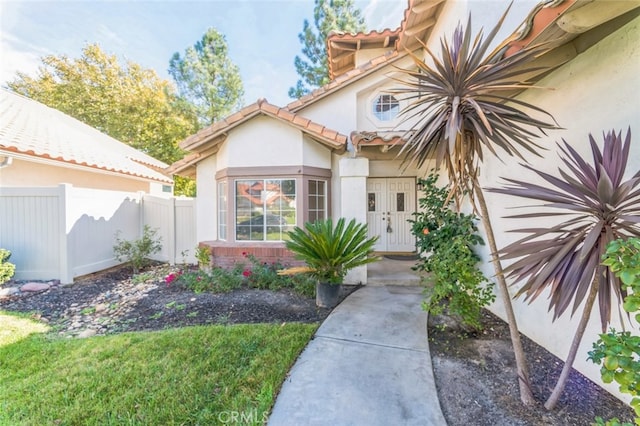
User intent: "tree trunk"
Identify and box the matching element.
[544,277,600,410]
[474,183,536,405]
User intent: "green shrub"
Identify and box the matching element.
[589,238,640,425]
[410,171,494,330]
[195,246,211,269]
[113,225,162,274]
[0,249,16,286]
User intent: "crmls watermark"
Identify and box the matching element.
[218,410,269,424]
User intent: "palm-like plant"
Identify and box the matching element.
[490,129,640,409]
[285,218,379,285]
[393,7,559,405]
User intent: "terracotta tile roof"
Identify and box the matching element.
[350,131,406,152]
[327,28,401,79]
[0,88,172,184]
[498,0,639,90]
[170,99,347,176]
[287,0,445,113]
[286,49,402,113]
[180,98,346,153]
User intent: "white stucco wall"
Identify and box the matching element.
[224,116,304,168]
[476,15,640,403]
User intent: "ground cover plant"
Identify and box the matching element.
[0,317,316,425]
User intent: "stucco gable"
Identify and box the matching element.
[170,99,346,177]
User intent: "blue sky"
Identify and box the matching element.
[0,0,407,107]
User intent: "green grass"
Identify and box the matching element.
[0,311,50,347]
[0,317,317,425]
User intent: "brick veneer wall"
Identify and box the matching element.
[199,241,305,270]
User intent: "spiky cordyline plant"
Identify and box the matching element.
[393,6,560,405]
[490,128,640,409]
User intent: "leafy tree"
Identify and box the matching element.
[289,0,365,98]
[491,129,640,409]
[169,28,244,126]
[8,44,198,171]
[393,8,559,405]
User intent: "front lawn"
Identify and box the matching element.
[0,315,316,425]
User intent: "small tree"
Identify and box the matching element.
[113,226,162,274]
[490,129,640,409]
[393,6,559,405]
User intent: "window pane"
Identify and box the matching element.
[308,179,326,222]
[368,193,376,212]
[236,179,296,241]
[396,193,405,212]
[372,94,400,121]
[218,181,227,240]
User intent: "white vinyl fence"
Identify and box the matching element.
[0,184,196,283]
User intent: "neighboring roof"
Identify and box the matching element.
[169,98,347,177]
[0,89,172,184]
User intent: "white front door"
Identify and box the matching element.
[366,178,416,252]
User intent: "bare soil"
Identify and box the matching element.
[1,264,634,424]
[429,306,634,425]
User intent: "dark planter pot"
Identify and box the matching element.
[316,281,341,308]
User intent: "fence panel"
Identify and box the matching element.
[1,185,195,283]
[143,195,196,265]
[67,186,142,279]
[0,187,62,280]
[175,198,197,264]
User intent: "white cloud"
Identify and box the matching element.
[361,0,406,31]
[95,23,126,48]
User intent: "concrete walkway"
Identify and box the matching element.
[268,284,446,426]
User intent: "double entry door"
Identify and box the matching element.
[366,178,416,253]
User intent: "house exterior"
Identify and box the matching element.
[0,88,173,195]
[171,0,640,402]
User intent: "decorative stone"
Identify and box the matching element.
[0,286,20,298]
[20,282,51,292]
[77,329,97,339]
[95,303,109,313]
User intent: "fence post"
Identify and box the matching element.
[58,183,73,284]
[168,196,176,265]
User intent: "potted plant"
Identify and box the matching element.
[284,218,379,308]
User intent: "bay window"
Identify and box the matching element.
[235,179,296,241]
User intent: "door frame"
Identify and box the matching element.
[366,177,417,253]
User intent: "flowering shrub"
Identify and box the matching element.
[164,253,315,297]
[165,271,182,285]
